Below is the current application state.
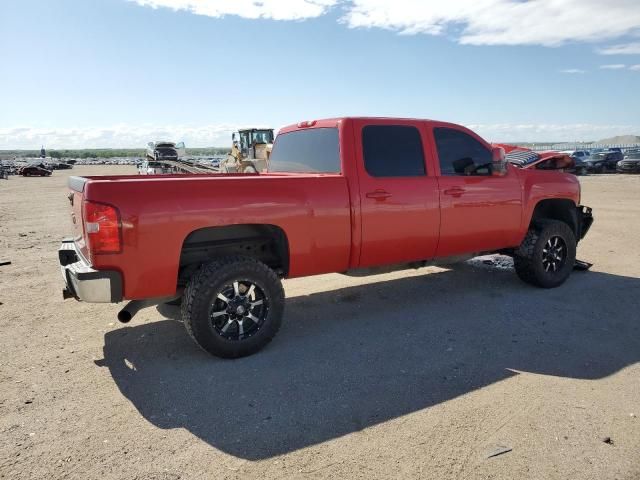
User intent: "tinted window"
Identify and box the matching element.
[269,128,340,173]
[434,127,492,176]
[362,125,425,177]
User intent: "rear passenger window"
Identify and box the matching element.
[434,127,492,176]
[362,125,426,177]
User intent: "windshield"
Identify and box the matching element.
[156,147,177,155]
[249,130,274,144]
[269,128,340,173]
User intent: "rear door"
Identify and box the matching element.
[430,125,522,257]
[354,119,440,267]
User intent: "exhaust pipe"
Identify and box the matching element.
[117,295,182,323]
[117,300,146,323]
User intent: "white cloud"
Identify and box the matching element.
[596,41,640,55]
[343,0,640,46]
[130,0,640,47]
[600,64,626,69]
[629,64,640,70]
[560,68,586,74]
[129,0,338,20]
[0,124,239,149]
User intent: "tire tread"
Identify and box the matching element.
[181,255,284,358]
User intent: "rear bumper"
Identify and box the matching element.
[59,239,122,303]
[577,206,593,240]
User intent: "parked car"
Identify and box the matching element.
[52,162,73,170]
[583,151,623,173]
[557,150,589,174]
[21,165,52,177]
[616,152,640,173]
[59,117,593,358]
[146,141,185,162]
[138,160,167,175]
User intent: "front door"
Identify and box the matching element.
[354,120,440,268]
[431,126,522,257]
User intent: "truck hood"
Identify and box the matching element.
[494,144,574,170]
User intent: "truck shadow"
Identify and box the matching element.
[98,262,640,460]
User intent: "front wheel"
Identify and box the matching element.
[181,256,285,358]
[514,220,576,288]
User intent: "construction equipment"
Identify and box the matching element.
[221,128,275,173]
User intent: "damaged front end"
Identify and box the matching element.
[496,144,576,172]
[577,205,593,240]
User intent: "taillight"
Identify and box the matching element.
[82,200,122,256]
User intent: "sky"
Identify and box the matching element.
[1,0,640,148]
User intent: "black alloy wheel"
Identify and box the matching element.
[209,280,269,341]
[541,236,567,273]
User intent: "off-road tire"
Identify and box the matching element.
[181,256,285,358]
[514,219,576,288]
[165,297,182,306]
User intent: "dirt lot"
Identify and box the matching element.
[0,166,639,480]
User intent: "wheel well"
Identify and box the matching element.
[177,224,289,287]
[530,199,578,237]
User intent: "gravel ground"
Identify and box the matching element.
[0,166,639,480]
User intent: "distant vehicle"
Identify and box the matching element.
[559,150,590,175]
[583,151,623,173]
[21,165,52,177]
[607,147,622,153]
[560,150,590,161]
[617,152,640,173]
[55,162,73,170]
[146,141,186,162]
[138,160,168,175]
[221,128,275,173]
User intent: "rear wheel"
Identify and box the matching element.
[181,256,284,358]
[514,220,576,288]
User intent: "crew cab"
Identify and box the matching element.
[59,117,593,358]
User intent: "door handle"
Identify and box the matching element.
[444,187,465,197]
[366,190,392,200]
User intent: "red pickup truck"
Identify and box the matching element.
[59,117,593,358]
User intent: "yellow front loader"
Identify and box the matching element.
[221,128,274,173]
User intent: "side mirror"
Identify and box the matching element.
[232,133,236,141]
[492,147,508,176]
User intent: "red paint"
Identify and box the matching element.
[68,117,581,300]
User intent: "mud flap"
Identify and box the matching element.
[574,259,593,271]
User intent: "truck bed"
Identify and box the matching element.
[69,173,353,299]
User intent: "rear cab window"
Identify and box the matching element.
[268,128,340,173]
